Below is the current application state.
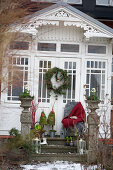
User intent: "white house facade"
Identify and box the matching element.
[0,2,113,136]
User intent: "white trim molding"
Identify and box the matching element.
[11,6,113,39]
[31,0,82,4]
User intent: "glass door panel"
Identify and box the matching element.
[63,61,77,103]
[38,60,52,103]
[86,60,106,100]
[59,58,80,104]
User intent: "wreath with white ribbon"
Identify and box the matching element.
[45,67,70,95]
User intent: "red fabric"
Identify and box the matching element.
[62,102,86,128]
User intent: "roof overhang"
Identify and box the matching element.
[11,2,113,39]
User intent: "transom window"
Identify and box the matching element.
[10,41,29,50]
[86,60,106,100]
[96,0,113,6]
[38,60,51,103]
[7,57,28,101]
[88,45,106,54]
[37,43,56,51]
[61,44,79,53]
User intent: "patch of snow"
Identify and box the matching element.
[20,161,98,170]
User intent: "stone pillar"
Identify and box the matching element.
[86,100,100,163]
[20,98,32,137]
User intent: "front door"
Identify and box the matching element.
[34,56,81,134]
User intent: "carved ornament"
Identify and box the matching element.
[13,9,112,38]
[64,21,111,38]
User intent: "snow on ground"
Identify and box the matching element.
[21,161,98,170]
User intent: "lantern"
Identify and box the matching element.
[32,137,41,153]
[77,138,86,155]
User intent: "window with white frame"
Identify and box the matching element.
[31,0,82,4]
[10,41,29,50]
[37,43,56,51]
[96,0,113,6]
[61,44,79,53]
[7,57,28,101]
[88,45,106,54]
[86,60,106,100]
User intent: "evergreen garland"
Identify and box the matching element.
[45,67,70,95]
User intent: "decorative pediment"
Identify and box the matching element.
[12,6,113,38]
[52,9,71,17]
[46,9,74,19]
[41,9,80,21]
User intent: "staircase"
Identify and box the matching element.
[30,137,87,162]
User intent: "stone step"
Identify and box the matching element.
[47,137,66,145]
[30,153,87,163]
[41,145,77,153]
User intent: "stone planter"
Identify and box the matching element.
[20,97,33,137]
[86,100,100,113]
[19,97,33,111]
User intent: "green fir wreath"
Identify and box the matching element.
[45,67,70,95]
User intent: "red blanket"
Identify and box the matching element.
[62,102,86,128]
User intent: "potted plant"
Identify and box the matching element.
[66,136,70,146]
[19,86,34,137]
[19,85,34,110]
[73,128,78,147]
[47,110,56,138]
[32,122,46,139]
[65,136,73,146]
[39,111,47,137]
[86,88,100,113]
[39,111,47,128]
[70,136,73,146]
